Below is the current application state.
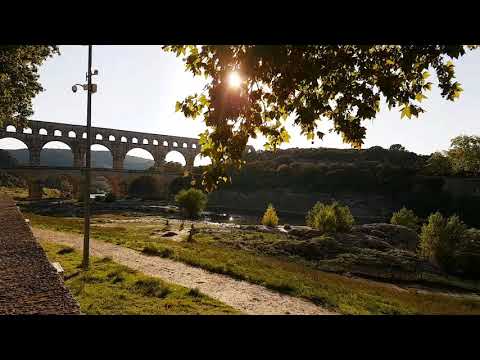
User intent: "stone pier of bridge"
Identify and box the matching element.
[0,120,256,200]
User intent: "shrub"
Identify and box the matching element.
[175,188,207,219]
[141,245,173,258]
[104,191,116,203]
[187,287,202,297]
[261,203,279,227]
[390,207,420,231]
[419,212,467,271]
[163,161,184,174]
[128,176,165,200]
[455,229,480,279]
[133,279,170,298]
[306,201,354,234]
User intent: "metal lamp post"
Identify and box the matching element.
[72,45,98,270]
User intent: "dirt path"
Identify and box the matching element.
[33,227,336,315]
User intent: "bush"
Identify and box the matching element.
[306,201,354,234]
[128,176,165,200]
[390,207,420,231]
[132,279,170,298]
[175,188,207,219]
[104,192,116,203]
[261,203,279,227]
[141,245,173,258]
[419,212,467,271]
[187,287,202,297]
[455,229,480,279]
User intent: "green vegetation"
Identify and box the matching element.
[389,144,406,152]
[261,203,278,227]
[419,212,466,271]
[424,135,480,177]
[29,213,480,314]
[0,46,59,127]
[0,186,29,199]
[40,240,238,315]
[448,135,480,176]
[0,186,60,199]
[419,212,480,278]
[455,229,480,279]
[306,201,354,234]
[424,152,452,176]
[162,161,184,174]
[128,176,166,200]
[164,45,476,190]
[175,188,207,219]
[391,207,421,231]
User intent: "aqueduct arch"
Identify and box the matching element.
[0,120,256,199]
[0,119,256,170]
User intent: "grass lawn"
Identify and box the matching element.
[30,213,480,315]
[40,240,238,315]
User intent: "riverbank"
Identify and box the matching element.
[27,212,480,314]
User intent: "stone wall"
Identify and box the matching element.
[0,195,80,315]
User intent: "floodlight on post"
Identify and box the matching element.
[71,45,98,270]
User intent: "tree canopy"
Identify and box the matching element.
[163,45,477,191]
[448,135,480,175]
[389,144,406,152]
[0,46,59,128]
[425,151,452,176]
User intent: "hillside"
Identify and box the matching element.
[203,146,479,227]
[4,149,154,170]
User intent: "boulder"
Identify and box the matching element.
[354,223,419,252]
[288,226,325,239]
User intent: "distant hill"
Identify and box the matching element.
[3,149,154,170]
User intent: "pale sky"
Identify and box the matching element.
[2,45,480,160]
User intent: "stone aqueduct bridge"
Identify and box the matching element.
[0,120,255,199]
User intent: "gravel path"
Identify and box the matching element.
[33,227,336,315]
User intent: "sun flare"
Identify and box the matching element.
[228,71,242,88]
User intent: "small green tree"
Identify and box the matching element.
[306,201,354,234]
[261,203,279,227]
[389,144,406,152]
[128,176,165,200]
[448,135,480,176]
[0,46,59,128]
[455,229,480,279]
[419,212,467,271]
[175,188,207,219]
[424,151,452,176]
[390,207,420,231]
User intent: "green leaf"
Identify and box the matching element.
[400,105,412,119]
[175,101,182,112]
[415,93,427,102]
[199,94,209,106]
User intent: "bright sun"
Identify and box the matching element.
[228,71,242,88]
